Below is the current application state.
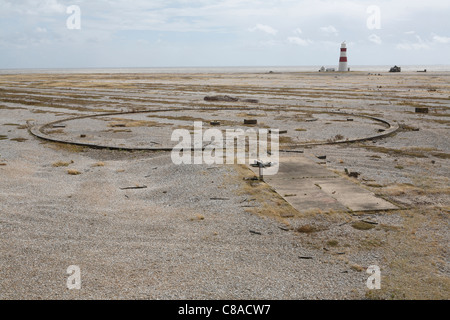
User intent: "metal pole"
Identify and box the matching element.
[258,162,264,181]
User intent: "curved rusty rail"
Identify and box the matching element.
[28,107,399,151]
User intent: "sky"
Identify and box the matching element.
[0,0,449,69]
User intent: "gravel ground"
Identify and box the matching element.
[0,144,367,299]
[0,71,448,299]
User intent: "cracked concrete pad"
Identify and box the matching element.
[316,179,398,211]
[273,182,349,212]
[251,155,398,213]
[267,156,339,179]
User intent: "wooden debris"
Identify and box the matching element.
[361,219,378,225]
[415,107,429,113]
[280,150,304,154]
[120,185,148,190]
[269,129,287,134]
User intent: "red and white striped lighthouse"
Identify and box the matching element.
[338,41,348,72]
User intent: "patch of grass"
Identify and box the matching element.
[10,137,27,142]
[351,221,376,230]
[381,183,450,196]
[326,240,339,247]
[52,161,73,167]
[234,164,298,222]
[395,165,404,169]
[431,152,450,159]
[67,169,81,175]
[350,264,365,272]
[295,128,307,132]
[0,135,8,140]
[360,238,384,249]
[366,183,384,188]
[0,104,25,111]
[359,145,429,158]
[279,135,295,145]
[366,208,450,300]
[190,214,205,221]
[399,124,419,132]
[46,142,86,153]
[296,224,327,233]
[397,101,429,108]
[92,162,105,167]
[429,112,450,117]
[423,118,450,125]
[174,125,194,131]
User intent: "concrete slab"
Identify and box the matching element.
[266,156,339,179]
[274,184,349,212]
[316,179,398,211]
[250,156,338,180]
[249,155,397,213]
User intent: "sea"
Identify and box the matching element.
[0,65,449,74]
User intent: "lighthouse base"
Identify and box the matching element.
[338,63,348,72]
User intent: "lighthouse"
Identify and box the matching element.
[338,41,348,72]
